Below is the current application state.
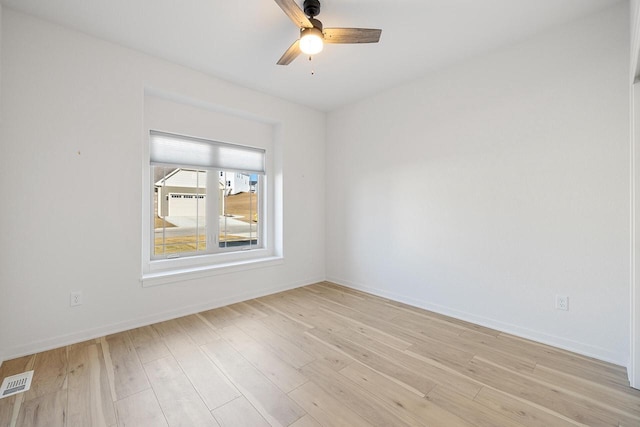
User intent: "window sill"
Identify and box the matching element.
[141,255,284,287]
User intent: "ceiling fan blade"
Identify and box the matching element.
[277,40,302,65]
[323,28,382,44]
[273,0,313,28]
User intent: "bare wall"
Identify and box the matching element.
[326,3,630,365]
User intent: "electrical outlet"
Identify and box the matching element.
[555,295,569,311]
[70,291,83,307]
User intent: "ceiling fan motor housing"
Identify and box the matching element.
[303,0,321,18]
[306,17,323,32]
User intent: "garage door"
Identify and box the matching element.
[168,193,206,217]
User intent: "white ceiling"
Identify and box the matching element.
[0,0,624,111]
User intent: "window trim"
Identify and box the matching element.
[142,255,284,287]
[141,127,280,287]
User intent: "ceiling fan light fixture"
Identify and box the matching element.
[299,27,324,55]
[274,0,381,65]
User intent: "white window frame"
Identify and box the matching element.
[141,131,281,287]
[152,167,263,258]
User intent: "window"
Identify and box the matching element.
[151,130,264,259]
[144,131,278,284]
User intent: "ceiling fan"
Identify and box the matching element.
[274,0,382,65]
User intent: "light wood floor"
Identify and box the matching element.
[1,282,639,427]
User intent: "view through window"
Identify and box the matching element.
[153,167,260,257]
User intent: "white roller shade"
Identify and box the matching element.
[150,131,265,174]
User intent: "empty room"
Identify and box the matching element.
[2,0,640,426]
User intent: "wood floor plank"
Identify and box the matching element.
[532,364,640,418]
[201,338,306,426]
[176,314,220,346]
[288,381,372,427]
[255,299,317,330]
[143,355,219,427]
[383,298,500,337]
[473,386,580,427]
[304,283,400,321]
[300,361,418,427]
[454,330,539,372]
[339,362,476,427]
[461,357,622,426]
[150,317,242,411]
[103,332,150,400]
[0,355,36,379]
[338,327,482,398]
[502,332,627,376]
[390,313,475,344]
[309,302,414,351]
[13,348,68,427]
[312,283,409,323]
[404,335,476,368]
[153,319,198,358]
[127,325,171,364]
[67,342,117,427]
[226,301,269,320]
[408,335,535,377]
[486,331,628,387]
[305,291,457,350]
[341,320,413,351]
[534,354,632,391]
[173,346,241,411]
[115,388,168,427]
[405,324,540,377]
[23,347,67,401]
[258,315,353,371]
[218,325,307,393]
[289,414,323,427]
[242,299,281,317]
[199,306,243,329]
[0,393,20,427]
[211,396,270,427]
[152,319,197,357]
[15,389,67,427]
[474,356,640,426]
[255,310,312,337]
[260,295,347,333]
[425,385,526,427]
[234,318,315,368]
[320,282,393,304]
[277,288,333,311]
[307,328,438,396]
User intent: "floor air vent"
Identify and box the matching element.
[0,371,34,399]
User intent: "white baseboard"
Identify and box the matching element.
[3,276,324,362]
[327,276,626,367]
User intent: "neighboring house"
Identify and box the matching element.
[155,168,256,218]
[221,171,248,195]
[155,168,212,218]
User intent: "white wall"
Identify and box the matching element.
[0,9,325,362]
[326,3,630,365]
